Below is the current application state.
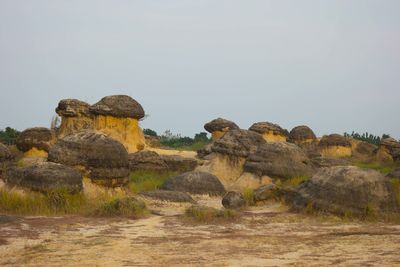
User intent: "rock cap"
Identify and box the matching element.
[89,95,145,119]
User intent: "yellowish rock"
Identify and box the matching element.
[23,147,48,158]
[320,146,352,158]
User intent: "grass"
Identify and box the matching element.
[241,188,255,206]
[0,188,147,218]
[184,205,236,223]
[352,161,397,175]
[160,140,210,151]
[390,178,400,206]
[128,170,176,193]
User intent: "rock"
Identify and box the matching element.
[310,156,350,168]
[352,141,377,161]
[0,143,12,162]
[318,134,352,158]
[288,125,317,144]
[222,191,246,209]
[89,95,146,153]
[48,131,129,187]
[139,190,195,203]
[94,196,146,217]
[204,118,239,140]
[128,151,169,173]
[5,162,83,193]
[16,127,55,156]
[89,95,145,119]
[56,99,94,138]
[292,166,400,217]
[378,138,400,161]
[144,135,161,148]
[244,142,314,180]
[161,171,226,196]
[160,155,197,173]
[211,129,265,158]
[254,184,278,202]
[197,143,213,159]
[249,122,289,142]
[387,168,400,179]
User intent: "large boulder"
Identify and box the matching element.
[244,142,314,180]
[318,134,352,158]
[292,166,400,217]
[5,162,83,193]
[161,171,226,196]
[352,141,377,160]
[0,143,12,162]
[288,125,316,144]
[249,122,288,142]
[139,190,195,203]
[377,138,400,162]
[204,118,239,140]
[222,191,246,209]
[89,95,145,119]
[128,151,169,173]
[159,155,197,173]
[48,131,129,187]
[310,156,350,168]
[16,127,55,156]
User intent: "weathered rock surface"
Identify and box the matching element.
[387,168,400,179]
[48,131,129,187]
[244,142,314,180]
[254,184,278,202]
[288,125,316,143]
[310,156,350,168]
[56,99,92,117]
[353,141,377,159]
[318,134,352,157]
[161,171,225,196]
[5,162,83,193]
[160,155,197,173]
[379,138,400,161]
[249,122,288,141]
[0,143,12,162]
[222,191,246,209]
[197,143,213,159]
[204,118,239,133]
[211,129,265,158]
[292,166,400,216]
[139,190,195,203]
[144,135,160,148]
[89,95,145,119]
[16,127,55,153]
[128,151,169,173]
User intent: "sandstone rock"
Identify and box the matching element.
[222,191,246,209]
[204,118,239,140]
[288,125,316,144]
[378,138,400,161]
[161,171,225,196]
[128,151,169,173]
[89,95,146,153]
[144,135,161,148]
[310,156,350,168]
[352,141,377,161]
[244,142,314,180]
[16,127,55,156]
[292,166,400,216]
[249,122,288,142]
[139,190,195,203]
[318,134,352,158]
[254,184,278,202]
[5,162,82,193]
[0,143,12,162]
[48,131,129,187]
[197,143,213,159]
[387,168,400,179]
[56,99,94,138]
[160,155,197,173]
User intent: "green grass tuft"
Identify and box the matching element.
[352,161,396,175]
[128,170,176,193]
[241,188,255,206]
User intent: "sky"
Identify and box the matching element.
[0,0,399,139]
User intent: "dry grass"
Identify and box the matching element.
[128,170,176,193]
[184,205,236,223]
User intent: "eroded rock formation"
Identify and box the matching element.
[204,118,239,140]
[16,127,55,158]
[249,122,289,142]
[318,134,352,158]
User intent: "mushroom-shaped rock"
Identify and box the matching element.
[289,125,316,144]
[222,191,246,209]
[204,118,239,140]
[376,138,400,162]
[318,134,352,158]
[139,190,195,203]
[292,166,400,217]
[0,143,12,162]
[249,122,288,142]
[56,99,94,138]
[16,127,55,158]
[244,142,314,180]
[128,151,169,173]
[5,162,83,193]
[159,155,198,174]
[48,131,129,187]
[161,171,226,196]
[89,95,146,153]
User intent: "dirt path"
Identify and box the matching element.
[1,202,400,266]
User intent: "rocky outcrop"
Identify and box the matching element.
[376,138,400,162]
[288,125,317,144]
[139,190,195,203]
[249,122,288,142]
[244,142,314,180]
[128,151,169,173]
[0,143,12,162]
[5,162,83,193]
[144,135,161,148]
[48,131,129,187]
[222,191,246,209]
[318,134,352,158]
[90,95,146,153]
[204,118,239,140]
[16,127,55,158]
[310,156,350,168]
[292,166,400,217]
[352,141,378,161]
[161,171,226,196]
[197,143,213,159]
[56,99,94,138]
[160,155,197,173]
[254,184,278,202]
[387,168,400,179]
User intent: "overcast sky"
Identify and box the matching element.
[0,0,399,139]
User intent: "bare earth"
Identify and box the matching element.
[1,198,400,267]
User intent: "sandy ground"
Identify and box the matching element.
[1,198,400,267]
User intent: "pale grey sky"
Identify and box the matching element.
[0,0,399,138]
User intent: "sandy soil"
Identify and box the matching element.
[1,199,400,267]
